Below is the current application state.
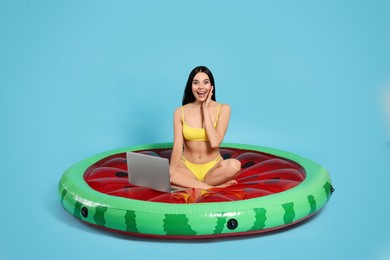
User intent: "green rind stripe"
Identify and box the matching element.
[213,217,226,234]
[60,189,67,207]
[73,201,82,219]
[250,208,267,231]
[323,182,332,201]
[282,202,295,224]
[93,206,107,226]
[163,214,196,236]
[307,195,317,215]
[125,210,139,233]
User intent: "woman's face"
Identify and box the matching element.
[192,72,212,102]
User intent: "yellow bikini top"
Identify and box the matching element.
[182,104,221,142]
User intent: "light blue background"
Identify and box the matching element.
[1,1,390,259]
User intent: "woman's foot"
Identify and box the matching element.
[214,179,237,188]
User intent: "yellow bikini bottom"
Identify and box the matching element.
[181,155,222,181]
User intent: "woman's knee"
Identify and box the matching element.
[230,159,241,172]
[223,159,241,172]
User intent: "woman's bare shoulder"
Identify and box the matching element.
[220,103,231,111]
[173,106,182,116]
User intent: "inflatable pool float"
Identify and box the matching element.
[58,143,333,239]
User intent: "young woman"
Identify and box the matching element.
[169,66,241,189]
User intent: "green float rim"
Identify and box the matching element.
[59,142,333,238]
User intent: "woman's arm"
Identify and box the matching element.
[169,108,184,175]
[202,87,231,148]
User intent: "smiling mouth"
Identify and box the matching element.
[197,91,206,98]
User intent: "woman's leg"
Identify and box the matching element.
[170,163,212,189]
[203,158,241,186]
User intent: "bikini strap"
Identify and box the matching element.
[181,106,185,122]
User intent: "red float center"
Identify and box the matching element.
[84,148,305,203]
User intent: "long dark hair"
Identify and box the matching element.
[182,66,216,105]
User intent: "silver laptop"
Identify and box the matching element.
[126,152,184,193]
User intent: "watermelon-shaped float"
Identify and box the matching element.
[58,143,333,239]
